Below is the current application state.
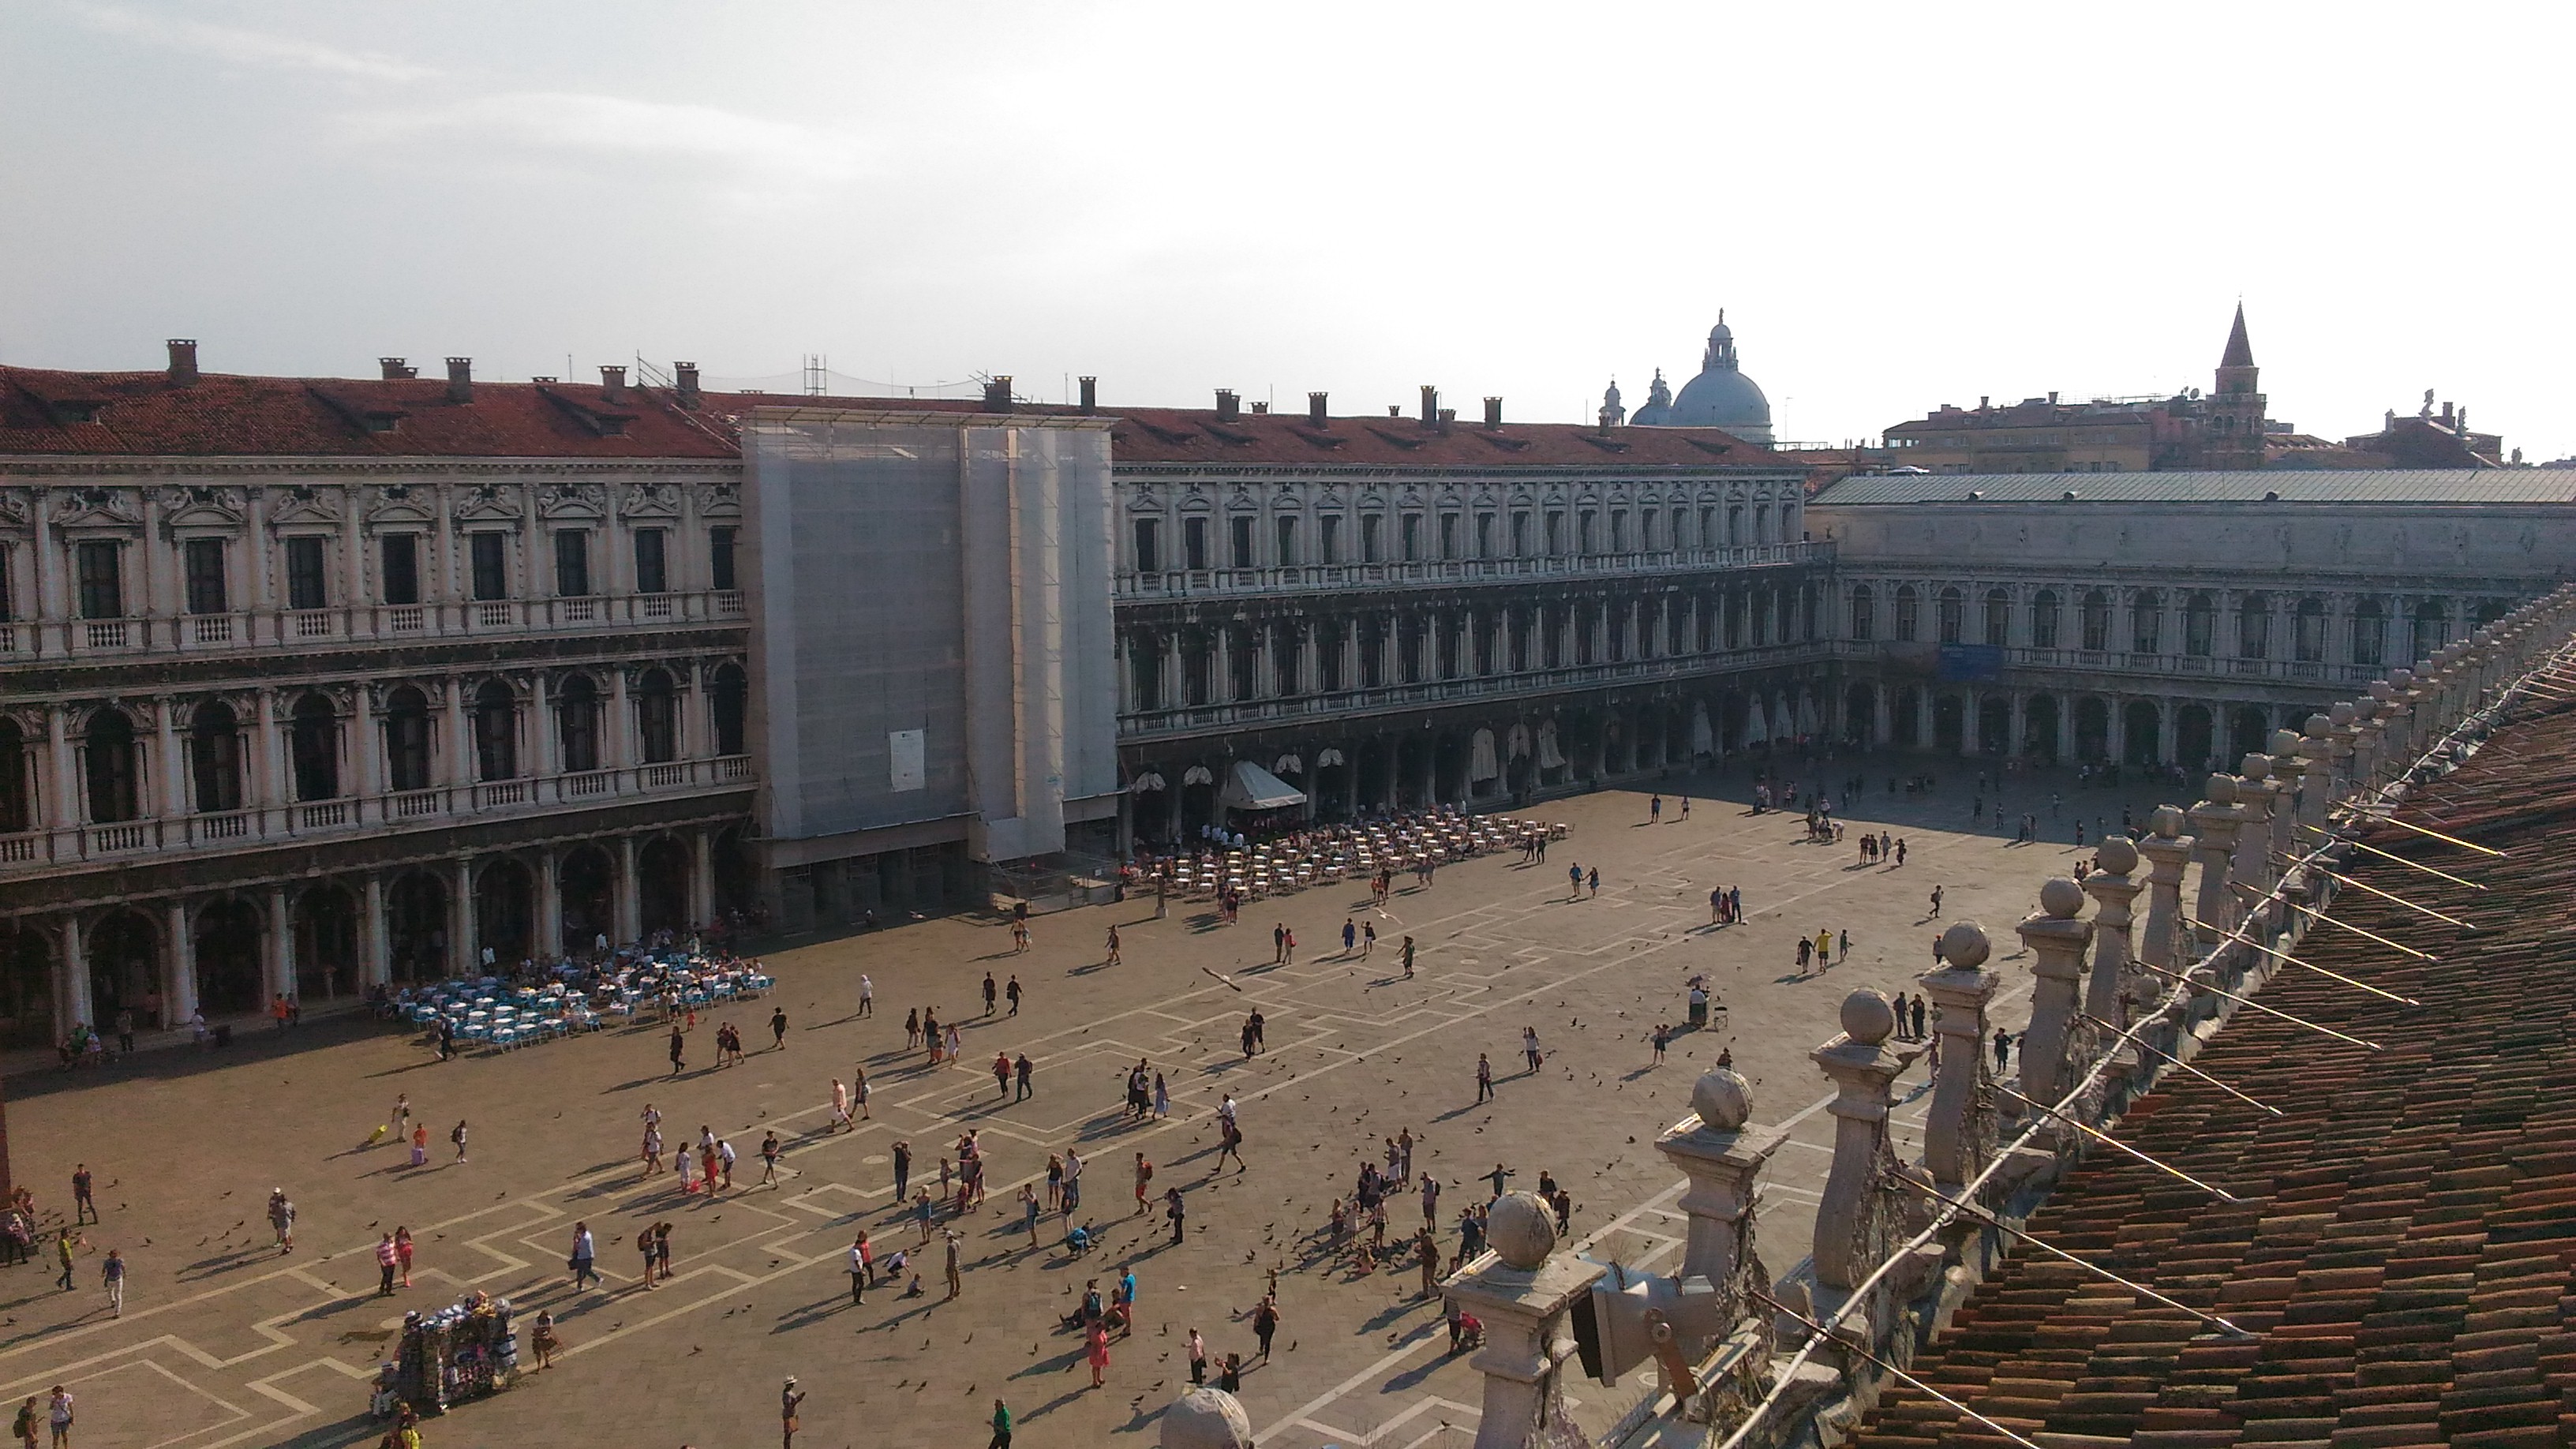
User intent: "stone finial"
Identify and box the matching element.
[2016,878,2097,1110]
[2207,773,2238,804]
[1840,987,1896,1043]
[2095,836,2139,875]
[1488,1192,1558,1270]
[1938,920,1992,968]
[1160,1388,1255,1449]
[2304,713,2333,739]
[1691,1067,1751,1130]
[2328,702,2355,727]
[2134,807,2196,979]
[2037,876,2085,919]
[2151,803,2185,838]
[2083,840,2143,1026]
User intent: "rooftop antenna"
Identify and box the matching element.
[803,354,829,397]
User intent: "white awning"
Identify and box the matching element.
[1219,759,1306,811]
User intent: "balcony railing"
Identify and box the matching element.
[0,754,757,876]
[24,590,747,662]
[1832,640,2383,688]
[1118,541,1832,601]
[1120,642,1830,740]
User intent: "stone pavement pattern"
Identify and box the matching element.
[0,761,2174,1448]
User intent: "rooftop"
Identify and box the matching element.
[1848,699,2576,1449]
[1810,470,2576,506]
[0,359,1782,472]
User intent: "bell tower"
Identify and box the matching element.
[2205,304,2267,470]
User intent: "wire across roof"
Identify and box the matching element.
[1811,470,2576,506]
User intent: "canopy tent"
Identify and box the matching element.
[1690,703,1716,757]
[1537,720,1567,769]
[1743,697,1770,747]
[1219,759,1306,811]
[1469,728,1500,784]
[1795,691,1821,738]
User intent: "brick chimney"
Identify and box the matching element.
[380,357,417,380]
[674,361,700,408]
[1215,388,1240,422]
[982,376,1013,413]
[1483,396,1503,429]
[1308,391,1328,428]
[167,339,198,387]
[1078,376,1097,414]
[1419,384,1438,426]
[445,357,474,403]
[598,365,626,401]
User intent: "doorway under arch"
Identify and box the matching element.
[88,909,159,1026]
[711,828,755,922]
[386,873,448,984]
[2124,701,2163,767]
[194,898,264,1016]
[2074,697,2110,762]
[559,844,616,956]
[638,837,691,937]
[2175,704,2215,773]
[477,858,534,966]
[0,925,53,1047]
[293,885,359,1002]
[2023,695,2062,762]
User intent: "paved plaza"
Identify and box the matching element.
[2,758,2180,1449]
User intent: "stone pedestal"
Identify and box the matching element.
[1809,990,1920,1291]
[2014,878,2095,1111]
[1447,1193,1605,1449]
[2080,838,2140,1027]
[1917,923,1995,1196]
[1654,1068,1786,1297]
[2185,779,2243,949]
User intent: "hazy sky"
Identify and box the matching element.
[4,2,2568,457]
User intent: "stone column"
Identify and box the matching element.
[265,885,294,1003]
[361,874,391,988]
[1914,689,1934,752]
[1960,687,1981,755]
[682,664,711,760]
[1443,1195,1604,1449]
[2081,838,2141,1025]
[2158,698,2178,766]
[452,857,478,977]
[2133,805,2194,978]
[1810,990,1918,1290]
[1655,1067,1787,1293]
[351,687,380,817]
[47,706,79,829]
[2006,691,2027,757]
[538,849,565,960]
[155,698,184,821]
[2013,878,2094,1110]
[532,673,554,778]
[2185,779,2243,946]
[165,897,198,1025]
[608,668,634,771]
[1918,923,1996,1196]
[2055,697,2076,762]
[686,829,715,931]
[1872,687,1892,747]
[615,834,642,944]
[61,914,91,1032]
[445,681,475,788]
[255,689,286,812]
[2106,698,2127,766]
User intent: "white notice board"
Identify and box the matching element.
[889,729,926,792]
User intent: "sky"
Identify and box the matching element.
[2,1,2570,458]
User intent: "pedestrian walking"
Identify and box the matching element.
[267,1189,294,1253]
[1930,885,1943,917]
[1911,997,1926,1039]
[1994,1028,2012,1073]
[1522,1025,1543,1074]
[410,1121,429,1168]
[988,1397,1013,1449]
[570,1222,598,1289]
[832,1078,852,1132]
[99,1249,123,1318]
[1187,1327,1208,1386]
[1421,1172,1440,1226]
[1475,1052,1494,1103]
[450,1120,468,1164]
[1016,1053,1034,1101]
[1272,923,1286,964]
[395,1226,414,1286]
[904,1008,922,1050]
[1649,794,1662,824]
[1085,1318,1111,1387]
[668,1024,687,1075]
[1342,918,1357,955]
[1568,862,1583,901]
[1402,935,1416,978]
[637,1225,658,1289]
[1282,926,1296,964]
[893,1140,912,1202]
[1133,1152,1154,1214]
[69,1168,95,1226]
[781,1377,805,1449]
[1651,1022,1669,1063]
[769,1005,789,1050]
[993,1052,1013,1099]
[1362,920,1376,957]
[858,973,874,1017]
[1152,1071,1170,1118]
[1165,1186,1186,1245]
[983,972,998,1015]
[1587,867,1601,897]
[1253,1295,1280,1359]
[847,1235,868,1305]
[943,1229,963,1299]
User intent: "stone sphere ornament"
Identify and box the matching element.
[1938,922,1992,969]
[1488,1191,1559,1269]
[1691,1067,1751,1131]
[2095,837,2138,875]
[1159,1387,1255,1449]
[2039,877,2086,919]
[1840,988,1896,1045]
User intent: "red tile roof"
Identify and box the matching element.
[1848,700,2576,1449]
[0,362,1780,471]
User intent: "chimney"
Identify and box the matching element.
[1250,401,1268,415]
[2441,401,2455,426]
[380,357,417,380]
[674,361,701,408]
[1483,396,1503,429]
[2047,390,2059,405]
[1388,406,1402,417]
[1308,391,1328,427]
[1437,407,1456,429]
[598,365,626,401]
[1078,376,1097,414]
[167,339,198,387]
[1979,395,1990,410]
[1419,384,1438,426]
[1215,388,1240,422]
[445,357,474,403]
[982,376,1013,413]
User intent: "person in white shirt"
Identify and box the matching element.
[858,975,874,1017]
[847,1237,868,1305]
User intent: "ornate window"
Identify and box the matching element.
[636,668,678,763]
[290,693,339,800]
[384,688,432,792]
[1893,586,1919,642]
[1848,586,1874,642]
[2030,590,2061,649]
[1937,587,1964,645]
[475,681,518,780]
[190,701,243,812]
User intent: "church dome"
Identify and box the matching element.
[1629,368,1675,427]
[1664,314,1773,442]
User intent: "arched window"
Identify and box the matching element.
[2130,590,2162,654]
[2080,590,2110,652]
[189,700,243,812]
[474,681,517,781]
[0,718,28,833]
[1936,586,1964,645]
[2293,597,2326,663]
[2237,593,2270,659]
[2184,591,2215,657]
[2030,590,2061,649]
[384,687,432,792]
[1983,588,2011,646]
[1128,634,1162,712]
[556,676,601,774]
[2352,599,2386,667]
[2410,599,2448,663]
[1848,586,1874,642]
[636,668,678,764]
[1893,586,1920,642]
[290,692,339,800]
[710,663,747,756]
[84,707,140,823]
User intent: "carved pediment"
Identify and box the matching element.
[159,485,248,534]
[453,483,523,528]
[49,486,142,529]
[617,483,683,521]
[267,485,344,528]
[0,491,32,532]
[537,483,605,521]
[364,485,438,527]
[697,484,742,519]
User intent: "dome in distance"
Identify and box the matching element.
[1663,313,1773,441]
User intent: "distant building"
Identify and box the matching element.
[1882,308,2268,474]
[1613,313,1774,444]
[2334,395,2506,469]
